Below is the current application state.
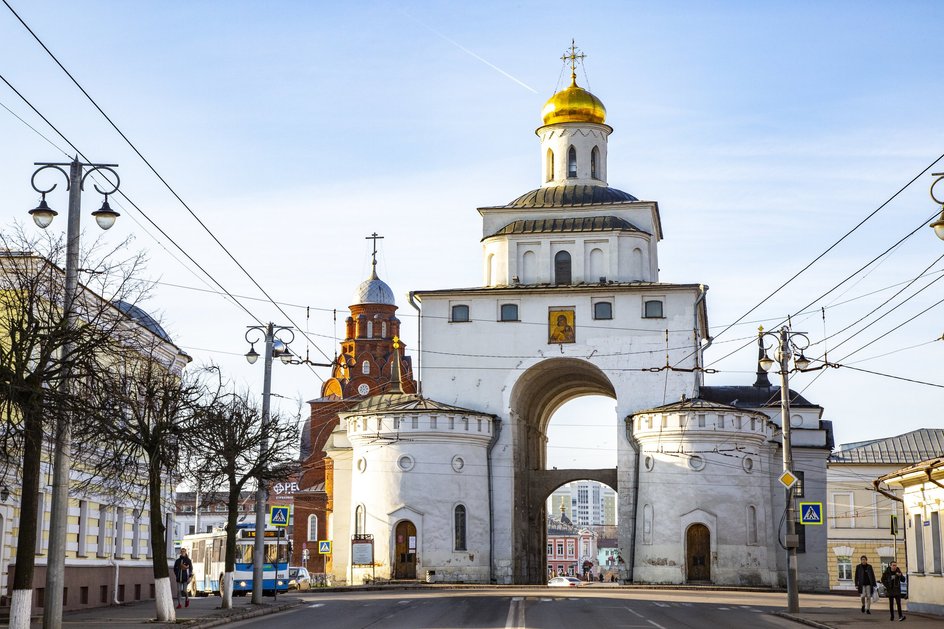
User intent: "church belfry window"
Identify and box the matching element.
[366,321,373,338]
[554,251,572,285]
[454,505,467,551]
[381,321,387,338]
[362,361,370,375]
[567,146,577,178]
[546,148,554,182]
[591,146,600,179]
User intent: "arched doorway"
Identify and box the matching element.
[686,523,710,582]
[393,520,417,579]
[509,357,619,584]
[546,479,619,583]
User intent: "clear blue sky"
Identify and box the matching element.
[1,1,942,469]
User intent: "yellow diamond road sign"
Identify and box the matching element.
[778,470,798,489]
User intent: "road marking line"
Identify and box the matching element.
[624,606,645,618]
[308,603,324,608]
[517,597,526,628]
[647,620,668,629]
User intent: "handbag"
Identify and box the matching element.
[872,587,879,603]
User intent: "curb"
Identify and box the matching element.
[771,611,835,629]
[191,600,303,628]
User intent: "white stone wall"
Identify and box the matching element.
[632,409,775,585]
[345,411,494,584]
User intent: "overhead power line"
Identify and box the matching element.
[3,0,334,367]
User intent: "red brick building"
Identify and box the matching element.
[291,259,416,576]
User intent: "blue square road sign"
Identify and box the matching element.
[799,502,823,525]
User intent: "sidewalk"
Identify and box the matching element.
[11,595,302,628]
[775,601,944,628]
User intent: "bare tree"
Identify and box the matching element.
[84,333,207,622]
[184,386,299,608]
[0,225,148,628]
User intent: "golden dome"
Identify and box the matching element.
[541,78,606,126]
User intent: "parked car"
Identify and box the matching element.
[289,566,312,591]
[547,576,583,587]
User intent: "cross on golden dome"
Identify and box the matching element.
[561,39,586,85]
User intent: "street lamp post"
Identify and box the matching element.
[929,172,944,241]
[29,158,119,629]
[759,326,810,615]
[244,323,293,604]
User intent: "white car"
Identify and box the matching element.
[548,576,584,587]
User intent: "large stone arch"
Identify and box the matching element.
[508,357,618,584]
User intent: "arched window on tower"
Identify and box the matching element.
[307,514,318,542]
[366,321,373,338]
[546,148,555,182]
[591,146,600,179]
[362,361,370,375]
[554,251,572,285]
[454,505,467,551]
[567,146,577,178]
[381,321,387,338]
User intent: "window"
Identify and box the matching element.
[361,361,370,375]
[78,500,89,557]
[557,542,564,555]
[643,300,663,318]
[567,146,577,178]
[115,507,125,558]
[837,556,852,580]
[591,146,600,179]
[832,492,854,528]
[793,471,805,498]
[546,148,554,182]
[355,505,365,536]
[593,301,612,320]
[307,514,319,542]
[366,321,373,338]
[915,514,925,571]
[451,304,470,322]
[747,506,757,544]
[554,251,572,285]
[547,543,553,556]
[500,303,518,321]
[931,511,941,573]
[381,321,387,338]
[454,505,467,551]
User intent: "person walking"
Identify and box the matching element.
[854,555,877,614]
[173,547,194,610]
[881,560,906,621]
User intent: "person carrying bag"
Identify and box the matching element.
[854,555,877,614]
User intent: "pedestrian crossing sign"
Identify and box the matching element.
[318,540,332,555]
[799,502,823,525]
[270,505,290,528]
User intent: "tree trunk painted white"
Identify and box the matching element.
[221,571,234,609]
[154,576,176,622]
[9,589,32,629]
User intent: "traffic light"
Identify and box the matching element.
[890,514,898,536]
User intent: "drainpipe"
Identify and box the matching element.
[624,416,640,583]
[693,285,711,392]
[486,417,503,583]
[408,291,422,395]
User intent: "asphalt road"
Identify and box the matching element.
[228,588,803,629]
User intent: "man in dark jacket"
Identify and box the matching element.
[173,548,194,610]
[854,555,877,614]
[881,561,906,621]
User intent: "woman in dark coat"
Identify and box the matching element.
[880,560,906,621]
[854,555,876,614]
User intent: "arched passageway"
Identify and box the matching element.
[509,358,618,583]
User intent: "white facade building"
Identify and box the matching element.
[318,54,833,589]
